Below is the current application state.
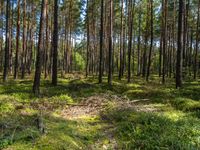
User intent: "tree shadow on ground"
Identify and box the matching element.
[100,107,200,150]
[0,108,108,149]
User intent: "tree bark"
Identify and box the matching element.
[86,0,90,77]
[108,0,113,86]
[21,0,27,79]
[162,0,167,84]
[194,0,200,79]
[52,0,58,86]
[33,0,47,95]
[137,4,141,76]
[176,0,184,88]
[119,0,124,80]
[3,0,10,82]
[99,0,104,83]
[127,0,134,83]
[146,0,154,81]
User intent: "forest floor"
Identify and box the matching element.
[1,74,200,150]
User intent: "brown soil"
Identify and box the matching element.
[60,94,157,120]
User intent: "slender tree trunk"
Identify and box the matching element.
[159,0,164,77]
[27,3,35,75]
[194,0,200,79]
[119,0,124,80]
[21,0,27,79]
[189,28,193,76]
[0,3,1,70]
[162,0,167,84]
[172,0,176,78]
[176,0,184,88]
[108,0,113,85]
[9,3,13,75]
[99,0,104,83]
[86,0,90,77]
[146,0,154,81]
[33,0,47,95]
[44,1,49,79]
[137,5,141,76]
[127,0,133,83]
[3,0,10,82]
[142,1,150,78]
[52,0,58,86]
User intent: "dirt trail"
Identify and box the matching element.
[60,94,108,119]
[60,94,157,120]
[59,94,159,150]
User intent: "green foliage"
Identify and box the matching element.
[0,77,200,149]
[170,97,200,111]
[74,52,86,71]
[103,107,200,150]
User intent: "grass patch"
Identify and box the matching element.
[0,75,200,149]
[102,107,200,149]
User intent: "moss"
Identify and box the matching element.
[0,76,200,149]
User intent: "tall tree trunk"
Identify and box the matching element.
[146,0,154,81]
[172,0,177,78]
[119,0,124,80]
[176,0,184,88]
[137,5,141,76]
[52,0,58,86]
[189,28,193,76]
[9,3,13,75]
[194,0,200,79]
[142,1,150,77]
[99,0,104,83]
[21,0,27,79]
[162,0,167,84]
[33,0,47,95]
[108,0,113,85]
[27,3,35,75]
[44,1,49,79]
[159,0,164,77]
[3,0,10,82]
[127,0,133,83]
[86,0,90,77]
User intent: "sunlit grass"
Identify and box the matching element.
[0,75,200,149]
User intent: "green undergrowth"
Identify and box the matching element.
[0,75,200,149]
[102,107,200,149]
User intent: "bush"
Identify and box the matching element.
[73,52,86,71]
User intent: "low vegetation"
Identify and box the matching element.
[1,75,200,149]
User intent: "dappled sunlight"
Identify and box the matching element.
[127,83,141,88]
[124,89,145,98]
[49,94,74,103]
[1,77,200,149]
[33,115,109,150]
[1,0,200,148]
[101,106,200,149]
